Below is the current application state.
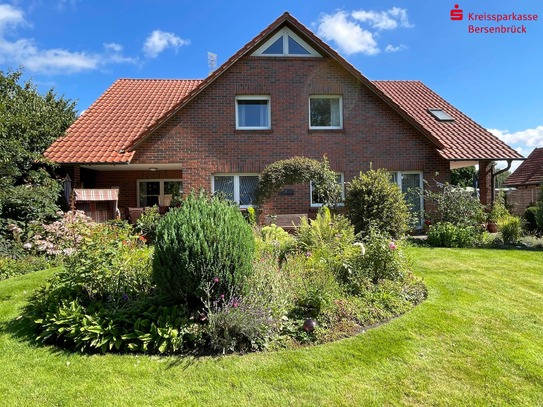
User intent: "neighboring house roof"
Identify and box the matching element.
[45,79,202,164]
[371,80,523,161]
[45,12,523,165]
[503,147,543,187]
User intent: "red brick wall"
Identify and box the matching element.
[90,56,452,215]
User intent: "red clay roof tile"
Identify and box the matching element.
[371,80,524,161]
[45,13,522,166]
[45,79,202,164]
[503,147,543,186]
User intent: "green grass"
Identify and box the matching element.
[1,248,542,406]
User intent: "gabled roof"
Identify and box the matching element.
[371,80,524,161]
[503,147,543,187]
[45,79,202,164]
[45,12,523,165]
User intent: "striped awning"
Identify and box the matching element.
[74,188,119,202]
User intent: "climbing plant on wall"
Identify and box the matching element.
[255,156,342,207]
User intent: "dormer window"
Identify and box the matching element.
[252,27,321,57]
[428,108,454,122]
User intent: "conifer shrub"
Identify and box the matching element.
[345,168,411,238]
[152,192,255,306]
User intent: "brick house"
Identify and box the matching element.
[503,147,543,214]
[45,12,522,222]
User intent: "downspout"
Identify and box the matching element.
[492,159,513,206]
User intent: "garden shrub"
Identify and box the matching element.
[152,192,255,306]
[135,205,161,242]
[523,206,539,234]
[536,186,543,230]
[345,168,411,238]
[427,222,479,248]
[201,254,292,354]
[206,298,277,354]
[342,227,410,290]
[297,206,355,252]
[244,206,257,225]
[54,223,153,303]
[424,182,486,227]
[297,207,358,279]
[487,192,510,224]
[24,210,97,257]
[25,223,182,354]
[497,215,523,244]
[255,223,296,262]
[282,252,343,319]
[0,169,62,237]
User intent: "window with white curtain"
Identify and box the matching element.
[236,96,270,129]
[212,174,259,207]
[309,96,342,129]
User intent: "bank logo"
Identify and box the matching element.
[450,4,463,21]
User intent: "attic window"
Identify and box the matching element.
[252,27,321,57]
[428,109,454,122]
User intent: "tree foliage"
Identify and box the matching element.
[255,156,342,207]
[450,166,477,188]
[0,68,77,188]
[0,68,77,233]
[345,168,411,238]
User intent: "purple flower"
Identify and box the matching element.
[389,242,397,250]
[213,277,219,283]
[305,251,312,258]
[220,294,225,299]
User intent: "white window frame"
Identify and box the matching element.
[252,27,321,57]
[137,179,183,207]
[310,173,345,207]
[235,95,271,130]
[212,174,260,208]
[309,95,343,129]
[391,171,424,226]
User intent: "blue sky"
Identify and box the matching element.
[1,0,542,171]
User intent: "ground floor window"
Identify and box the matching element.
[310,173,345,207]
[138,179,182,207]
[391,172,423,226]
[212,174,259,207]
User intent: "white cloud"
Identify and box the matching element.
[0,4,26,32]
[352,7,412,30]
[316,8,413,56]
[0,4,136,74]
[385,44,407,53]
[489,126,543,149]
[317,11,379,56]
[489,126,543,171]
[143,30,189,59]
[104,42,123,53]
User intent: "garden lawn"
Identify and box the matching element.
[1,248,542,406]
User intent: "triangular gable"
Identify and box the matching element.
[252,27,321,57]
[123,12,387,152]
